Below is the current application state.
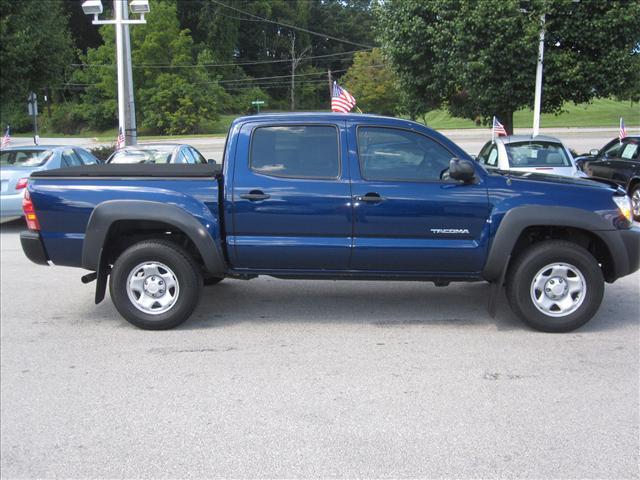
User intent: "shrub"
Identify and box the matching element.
[89,145,116,162]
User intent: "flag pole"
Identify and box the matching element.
[492,116,495,144]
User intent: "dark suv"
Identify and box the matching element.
[576,136,640,219]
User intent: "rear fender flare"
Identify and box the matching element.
[81,200,225,276]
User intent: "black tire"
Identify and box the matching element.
[203,276,224,286]
[630,184,640,221]
[506,240,604,333]
[109,240,202,330]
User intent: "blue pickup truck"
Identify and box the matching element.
[20,113,640,332]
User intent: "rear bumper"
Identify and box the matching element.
[20,230,49,265]
[0,193,23,221]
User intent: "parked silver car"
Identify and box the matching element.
[106,143,209,164]
[477,135,586,178]
[0,145,99,223]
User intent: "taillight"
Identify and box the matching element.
[15,178,28,190]
[22,190,40,231]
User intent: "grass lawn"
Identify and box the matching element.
[422,98,639,129]
[11,99,638,140]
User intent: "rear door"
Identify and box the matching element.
[348,125,490,273]
[229,121,352,270]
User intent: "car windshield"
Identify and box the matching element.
[109,147,175,164]
[505,141,571,168]
[0,149,53,167]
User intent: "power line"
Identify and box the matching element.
[209,0,375,49]
[71,48,370,69]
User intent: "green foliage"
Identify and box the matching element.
[0,0,75,128]
[377,0,640,134]
[49,103,87,135]
[342,49,400,115]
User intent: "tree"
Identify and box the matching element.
[0,0,75,130]
[342,49,401,115]
[377,0,640,134]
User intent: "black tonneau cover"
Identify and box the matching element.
[31,163,221,178]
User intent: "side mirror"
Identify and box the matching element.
[207,159,216,164]
[589,148,599,156]
[449,158,477,183]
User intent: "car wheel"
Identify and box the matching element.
[109,240,202,330]
[203,276,224,286]
[630,184,640,221]
[506,240,604,332]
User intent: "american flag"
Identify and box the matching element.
[492,116,507,137]
[619,117,627,141]
[1,125,10,149]
[331,81,356,113]
[115,126,125,150]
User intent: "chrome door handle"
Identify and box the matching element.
[355,193,385,203]
[240,191,270,201]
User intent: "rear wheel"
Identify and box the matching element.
[109,240,202,330]
[506,240,604,332]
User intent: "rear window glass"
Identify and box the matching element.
[505,142,571,167]
[109,147,175,164]
[250,125,339,179]
[0,150,53,167]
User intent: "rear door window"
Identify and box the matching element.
[75,149,98,165]
[250,125,340,179]
[61,149,82,167]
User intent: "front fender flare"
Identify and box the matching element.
[482,206,622,282]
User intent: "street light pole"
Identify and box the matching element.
[122,3,137,145]
[82,0,148,146]
[114,0,127,142]
[532,13,545,137]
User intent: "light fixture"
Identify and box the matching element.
[129,0,150,14]
[81,0,103,15]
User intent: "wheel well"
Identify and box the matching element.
[509,226,615,282]
[101,220,205,271]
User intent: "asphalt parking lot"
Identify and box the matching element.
[1,219,638,478]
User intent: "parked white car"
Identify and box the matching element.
[476,135,586,178]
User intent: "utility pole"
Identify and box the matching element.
[289,32,309,111]
[327,69,333,101]
[532,13,545,137]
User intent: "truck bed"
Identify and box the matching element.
[31,163,221,178]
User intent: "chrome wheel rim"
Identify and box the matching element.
[530,262,586,317]
[632,189,640,218]
[126,261,179,315]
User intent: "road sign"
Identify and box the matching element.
[27,92,38,116]
[251,99,265,113]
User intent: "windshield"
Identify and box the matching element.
[505,141,571,168]
[109,147,175,164]
[0,149,53,167]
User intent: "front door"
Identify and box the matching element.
[349,125,490,274]
[230,122,353,270]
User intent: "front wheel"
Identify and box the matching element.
[506,240,604,332]
[109,240,202,330]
